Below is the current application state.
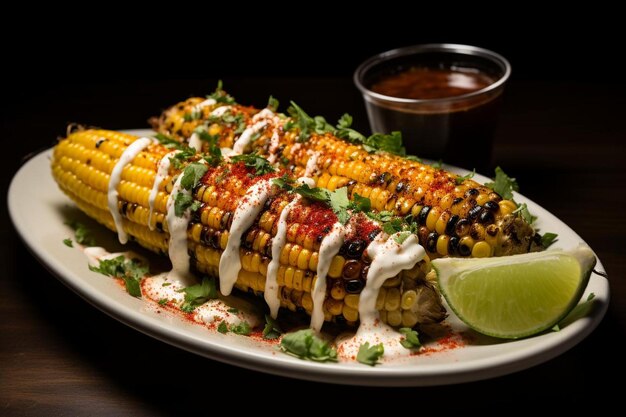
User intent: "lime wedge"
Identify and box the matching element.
[433,246,596,339]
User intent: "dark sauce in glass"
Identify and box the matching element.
[369,66,502,171]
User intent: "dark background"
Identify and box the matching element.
[2,18,625,414]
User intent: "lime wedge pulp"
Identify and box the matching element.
[433,246,596,339]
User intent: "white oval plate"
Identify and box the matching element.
[8,129,609,386]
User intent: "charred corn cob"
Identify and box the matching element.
[52,129,446,328]
[152,95,539,258]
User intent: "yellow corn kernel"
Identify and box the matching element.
[343,306,359,322]
[301,293,313,311]
[472,241,493,258]
[499,200,517,216]
[288,245,302,267]
[436,235,450,256]
[344,294,359,309]
[476,193,490,206]
[284,267,295,288]
[331,281,346,300]
[401,290,418,310]
[376,287,387,310]
[426,207,441,231]
[293,269,304,291]
[328,256,345,279]
[386,309,402,327]
[401,310,419,328]
[382,276,401,288]
[303,274,313,292]
[280,243,292,265]
[325,298,343,316]
[297,249,311,271]
[385,288,401,311]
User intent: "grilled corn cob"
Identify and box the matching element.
[52,129,446,328]
[153,96,539,258]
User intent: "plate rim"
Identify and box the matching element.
[8,136,610,386]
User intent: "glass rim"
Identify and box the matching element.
[354,43,512,105]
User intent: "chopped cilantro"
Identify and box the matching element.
[513,203,537,224]
[540,232,559,248]
[280,329,337,362]
[161,282,171,287]
[399,328,422,349]
[455,169,476,185]
[180,162,208,190]
[217,321,229,334]
[335,113,367,143]
[362,131,406,156]
[154,133,183,150]
[183,109,202,122]
[271,174,295,190]
[227,307,239,314]
[405,154,422,162]
[393,231,412,244]
[356,342,384,366]
[431,159,444,169]
[230,321,252,336]
[65,220,96,246]
[88,255,147,297]
[208,80,236,105]
[329,187,351,224]
[63,238,73,247]
[158,298,168,306]
[230,153,276,176]
[178,277,218,312]
[169,148,196,170]
[267,95,279,111]
[485,166,519,200]
[174,192,201,217]
[287,101,334,142]
[262,314,283,340]
[348,193,371,213]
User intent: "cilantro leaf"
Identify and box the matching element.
[158,298,168,306]
[540,232,559,248]
[154,133,183,150]
[169,148,196,170]
[267,95,279,111]
[329,187,350,224]
[208,80,236,104]
[174,192,201,217]
[356,342,384,366]
[227,308,239,313]
[65,220,96,246]
[287,102,334,142]
[405,155,422,162]
[485,166,519,200]
[431,159,444,169]
[399,328,422,349]
[230,321,252,336]
[393,231,412,244]
[262,314,283,340]
[89,256,147,298]
[272,174,295,190]
[63,238,73,247]
[513,203,537,224]
[217,321,229,334]
[180,162,208,190]
[280,329,337,362]
[179,277,218,312]
[230,153,276,176]
[348,193,371,213]
[362,132,406,156]
[183,109,202,122]
[455,169,476,185]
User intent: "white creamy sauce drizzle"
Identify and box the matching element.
[165,172,196,286]
[310,223,347,333]
[194,98,217,111]
[264,196,301,318]
[148,151,179,230]
[107,137,153,244]
[267,129,281,164]
[233,120,268,155]
[337,233,426,360]
[297,176,315,188]
[210,105,231,117]
[220,147,236,160]
[304,151,320,178]
[188,133,203,152]
[219,179,274,295]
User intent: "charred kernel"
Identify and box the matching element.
[458,236,475,256]
[465,188,479,198]
[220,211,231,230]
[452,197,464,205]
[426,232,439,253]
[489,192,502,202]
[468,205,483,220]
[395,181,405,193]
[346,240,365,259]
[345,279,365,294]
[448,236,460,254]
[418,226,430,246]
[418,206,431,225]
[479,209,495,224]
[342,260,362,280]
[455,219,470,236]
[360,265,370,279]
[484,201,500,212]
[156,221,164,232]
[95,138,106,148]
[446,214,460,235]
[470,224,486,240]
[486,224,499,236]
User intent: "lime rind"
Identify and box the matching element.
[433,245,596,339]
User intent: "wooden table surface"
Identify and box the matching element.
[2,78,625,414]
